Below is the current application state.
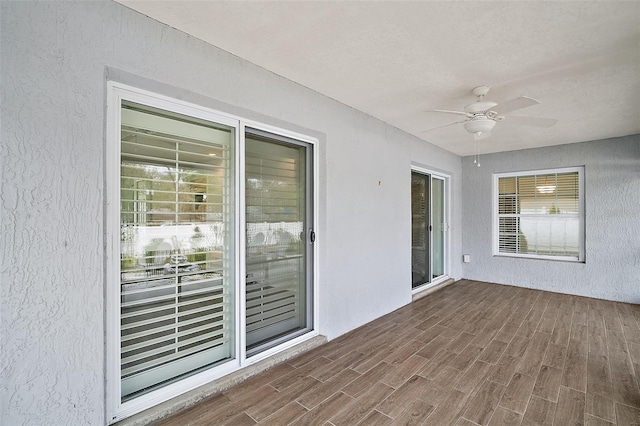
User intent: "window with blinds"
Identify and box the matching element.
[495,167,584,261]
[119,101,236,401]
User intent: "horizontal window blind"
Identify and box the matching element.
[497,169,582,260]
[119,101,235,400]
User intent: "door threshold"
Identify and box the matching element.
[412,277,455,302]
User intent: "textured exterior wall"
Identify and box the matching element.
[461,135,640,303]
[1,2,462,424]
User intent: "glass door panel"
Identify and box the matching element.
[245,131,312,355]
[411,172,429,288]
[119,101,236,401]
[432,177,445,279]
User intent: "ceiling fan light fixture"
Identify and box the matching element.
[473,131,491,140]
[536,185,557,194]
[463,116,496,135]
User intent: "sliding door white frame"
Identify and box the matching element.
[411,166,451,293]
[106,82,318,423]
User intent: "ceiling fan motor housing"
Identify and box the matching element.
[463,99,498,135]
[465,101,498,114]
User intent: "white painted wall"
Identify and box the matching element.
[1,2,462,424]
[461,135,640,303]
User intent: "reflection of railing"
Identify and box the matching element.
[119,263,229,399]
[120,248,224,283]
[245,254,303,348]
[144,250,171,276]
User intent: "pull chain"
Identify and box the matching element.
[474,139,481,167]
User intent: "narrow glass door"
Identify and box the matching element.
[411,172,430,287]
[432,177,445,278]
[411,171,446,288]
[245,130,313,355]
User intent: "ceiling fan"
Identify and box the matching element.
[425,85,558,140]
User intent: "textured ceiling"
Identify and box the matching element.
[116,1,640,156]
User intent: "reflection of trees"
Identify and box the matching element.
[121,156,229,273]
[195,223,225,249]
[548,204,560,214]
[120,225,138,268]
[246,177,300,223]
[122,163,225,225]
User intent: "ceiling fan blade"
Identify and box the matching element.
[491,96,540,114]
[474,130,491,140]
[418,118,468,133]
[430,109,470,117]
[507,115,558,128]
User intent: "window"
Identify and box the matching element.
[494,167,584,261]
[107,83,317,423]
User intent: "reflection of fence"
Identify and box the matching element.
[246,222,303,246]
[124,222,303,256]
[122,223,224,259]
[120,222,304,286]
[520,217,579,255]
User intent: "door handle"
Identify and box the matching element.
[309,229,316,243]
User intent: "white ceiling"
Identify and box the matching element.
[116,1,640,156]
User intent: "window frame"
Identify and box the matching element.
[106,82,319,423]
[492,166,585,262]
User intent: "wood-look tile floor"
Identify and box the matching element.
[155,280,640,425]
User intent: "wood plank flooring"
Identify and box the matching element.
[155,280,640,426]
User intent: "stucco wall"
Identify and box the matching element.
[461,135,640,303]
[1,2,462,424]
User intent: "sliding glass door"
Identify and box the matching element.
[411,171,446,288]
[245,130,313,355]
[108,83,317,422]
